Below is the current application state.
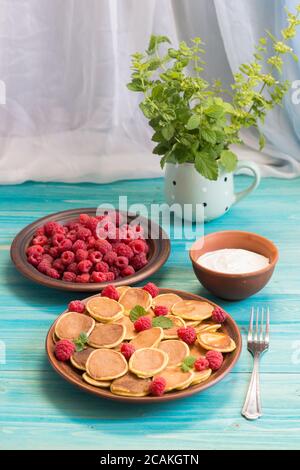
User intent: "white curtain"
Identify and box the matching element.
[0,0,299,184]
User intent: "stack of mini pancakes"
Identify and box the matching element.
[53,286,236,397]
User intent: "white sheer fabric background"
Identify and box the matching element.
[0,0,299,183]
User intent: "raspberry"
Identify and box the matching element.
[115,243,133,259]
[61,250,75,266]
[27,245,44,257]
[37,260,51,274]
[67,262,78,273]
[115,256,129,269]
[58,238,73,253]
[66,229,78,243]
[54,339,75,361]
[143,282,159,297]
[205,351,223,371]
[121,265,135,277]
[62,272,76,282]
[87,236,96,249]
[76,227,92,241]
[72,239,86,252]
[76,273,90,283]
[75,249,89,262]
[94,261,109,273]
[149,377,166,396]
[105,271,115,281]
[88,251,103,264]
[27,254,42,267]
[34,226,45,237]
[154,305,168,316]
[177,327,196,345]
[94,239,112,255]
[79,213,90,225]
[32,235,48,246]
[109,266,120,278]
[42,244,51,254]
[134,316,152,332]
[77,260,92,273]
[131,253,148,270]
[194,357,210,371]
[212,306,227,323]
[46,268,60,279]
[90,271,107,283]
[41,254,53,264]
[52,233,65,247]
[52,258,65,273]
[49,246,59,258]
[68,300,85,313]
[129,239,147,254]
[103,251,118,266]
[86,217,99,233]
[101,284,119,300]
[120,343,135,360]
[44,222,61,237]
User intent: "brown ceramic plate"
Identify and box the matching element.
[10,208,170,292]
[46,288,242,402]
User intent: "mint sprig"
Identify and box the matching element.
[152,316,173,329]
[129,305,147,322]
[74,332,88,352]
[181,355,196,372]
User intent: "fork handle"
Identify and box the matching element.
[242,353,262,420]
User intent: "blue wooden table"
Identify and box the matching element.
[1,176,300,450]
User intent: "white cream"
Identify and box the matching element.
[197,248,269,274]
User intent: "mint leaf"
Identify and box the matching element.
[162,124,174,141]
[195,151,219,180]
[220,150,238,172]
[181,355,196,372]
[79,332,88,343]
[186,115,200,130]
[130,305,147,322]
[74,331,88,352]
[75,343,84,352]
[201,128,217,145]
[152,316,173,329]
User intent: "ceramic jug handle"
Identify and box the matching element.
[233,160,261,204]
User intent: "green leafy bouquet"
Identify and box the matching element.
[127,6,300,180]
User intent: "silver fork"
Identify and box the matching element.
[241,307,270,420]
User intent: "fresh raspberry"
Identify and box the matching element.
[87,236,96,249]
[32,235,48,246]
[75,249,89,262]
[54,339,75,361]
[52,258,65,273]
[27,245,44,257]
[103,251,118,266]
[66,229,78,243]
[46,268,60,279]
[41,254,53,264]
[76,273,90,283]
[44,222,62,237]
[67,262,78,273]
[105,271,115,281]
[129,239,147,254]
[49,246,59,258]
[79,213,90,225]
[94,239,112,255]
[27,254,42,267]
[205,351,223,371]
[143,282,159,297]
[72,239,87,252]
[52,233,65,247]
[94,261,109,273]
[42,244,51,254]
[76,227,92,241]
[58,238,73,253]
[154,305,168,316]
[68,299,85,313]
[121,265,135,277]
[134,316,152,332]
[115,243,133,259]
[77,260,92,273]
[88,251,103,264]
[149,377,166,397]
[194,357,210,371]
[61,250,75,266]
[120,343,135,360]
[37,260,51,274]
[34,226,45,237]
[131,253,148,270]
[90,271,107,283]
[212,306,227,323]
[62,271,76,282]
[101,284,119,300]
[177,327,197,345]
[109,266,120,279]
[115,256,129,269]
[86,217,99,233]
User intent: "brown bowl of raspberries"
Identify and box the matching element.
[10,208,170,291]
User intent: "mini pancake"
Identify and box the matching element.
[129,327,163,350]
[163,315,185,339]
[55,312,95,341]
[116,315,136,340]
[144,308,155,320]
[87,323,125,348]
[171,300,214,321]
[110,372,151,397]
[191,368,212,386]
[196,323,222,333]
[119,288,152,313]
[86,348,128,380]
[70,347,95,371]
[185,320,201,327]
[159,340,189,367]
[189,342,208,358]
[152,293,182,312]
[154,366,194,392]
[86,296,124,322]
[82,372,111,388]
[197,331,236,352]
[116,286,130,296]
[129,347,168,378]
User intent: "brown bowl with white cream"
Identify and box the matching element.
[189,231,279,300]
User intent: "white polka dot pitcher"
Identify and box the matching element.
[164,161,261,222]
